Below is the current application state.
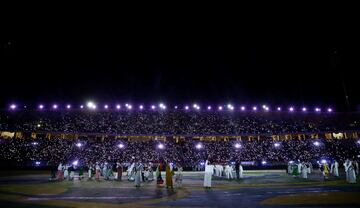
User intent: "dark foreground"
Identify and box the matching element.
[0,170,359,208]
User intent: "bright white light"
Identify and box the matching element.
[139,105,143,110]
[39,104,44,109]
[313,141,320,146]
[193,104,198,108]
[227,104,234,110]
[104,105,109,109]
[37,124,41,127]
[315,108,321,112]
[52,104,58,109]
[207,106,212,110]
[218,106,223,110]
[72,160,78,166]
[118,143,124,148]
[262,105,267,109]
[35,161,41,165]
[80,105,84,109]
[274,142,280,147]
[277,107,281,111]
[151,105,156,110]
[289,160,294,164]
[261,161,267,165]
[327,108,333,112]
[32,142,38,145]
[234,143,241,149]
[253,106,257,111]
[302,107,307,112]
[196,143,203,149]
[264,107,269,111]
[159,103,166,110]
[289,107,294,112]
[127,105,132,109]
[10,104,16,110]
[76,143,82,147]
[116,105,121,109]
[157,143,165,149]
[87,101,94,108]
[321,159,327,164]
[185,106,189,110]
[241,106,246,111]
[200,162,205,166]
[357,140,360,145]
[174,106,178,109]
[125,103,129,107]
[66,104,71,109]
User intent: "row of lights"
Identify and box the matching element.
[8,102,334,113]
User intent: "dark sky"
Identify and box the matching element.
[2,16,359,111]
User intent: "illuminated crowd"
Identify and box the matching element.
[0,136,359,169]
[1,110,360,135]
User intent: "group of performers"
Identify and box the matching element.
[53,158,358,189]
[54,160,184,188]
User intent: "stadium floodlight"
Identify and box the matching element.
[302,107,307,112]
[66,104,71,109]
[193,104,198,109]
[10,104,16,110]
[174,106,178,109]
[227,104,234,111]
[264,107,269,111]
[139,105,144,110]
[277,107,281,111]
[38,104,44,109]
[274,142,280,147]
[157,143,165,149]
[207,106,212,110]
[87,101,96,109]
[195,143,203,149]
[127,105,132,110]
[52,104,58,109]
[35,161,41,165]
[262,105,267,109]
[72,160,79,166]
[327,108,333,112]
[315,107,321,112]
[185,105,189,110]
[313,141,320,146]
[116,104,121,109]
[76,142,82,147]
[289,107,294,112]
[218,106,223,111]
[241,106,246,111]
[118,143,124,149]
[151,105,156,110]
[80,105,84,109]
[234,143,241,149]
[104,105,109,109]
[261,161,267,165]
[252,106,257,111]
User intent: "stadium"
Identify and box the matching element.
[2,11,360,207]
[1,104,360,207]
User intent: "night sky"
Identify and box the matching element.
[2,17,359,111]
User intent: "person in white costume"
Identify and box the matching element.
[204,160,214,188]
[224,164,233,179]
[330,160,339,177]
[301,162,308,179]
[239,163,244,179]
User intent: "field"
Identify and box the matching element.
[0,170,359,207]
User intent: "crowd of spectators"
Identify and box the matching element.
[0,136,359,168]
[1,110,360,135]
